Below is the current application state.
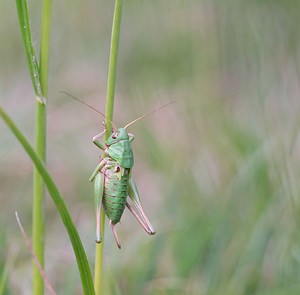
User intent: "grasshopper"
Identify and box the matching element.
[60,92,173,248]
[89,122,155,249]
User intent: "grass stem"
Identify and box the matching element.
[94,0,123,294]
[32,0,52,294]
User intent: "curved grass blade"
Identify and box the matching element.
[0,107,95,295]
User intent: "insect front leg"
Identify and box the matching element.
[127,174,156,235]
[93,128,106,150]
[94,172,104,243]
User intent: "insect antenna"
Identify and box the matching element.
[59,91,117,131]
[124,101,176,129]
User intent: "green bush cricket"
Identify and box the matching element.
[61,92,174,248]
[89,122,156,249]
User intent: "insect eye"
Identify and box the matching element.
[112,133,118,139]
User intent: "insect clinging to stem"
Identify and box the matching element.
[60,91,175,248]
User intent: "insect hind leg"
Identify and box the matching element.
[128,175,156,235]
[110,220,121,249]
[126,202,155,235]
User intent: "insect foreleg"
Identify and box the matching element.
[93,129,106,150]
[128,175,156,235]
[94,172,104,243]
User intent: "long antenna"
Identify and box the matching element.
[59,91,117,131]
[124,101,176,129]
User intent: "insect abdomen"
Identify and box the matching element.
[103,168,129,224]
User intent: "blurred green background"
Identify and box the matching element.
[1,0,300,294]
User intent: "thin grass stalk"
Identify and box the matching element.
[94,0,123,293]
[32,0,52,294]
[32,104,46,295]
[15,0,41,96]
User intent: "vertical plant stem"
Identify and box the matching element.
[32,104,46,295]
[32,1,51,294]
[104,0,123,137]
[94,0,123,294]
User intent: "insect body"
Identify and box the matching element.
[90,126,155,249]
[59,92,175,248]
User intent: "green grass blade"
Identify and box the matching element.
[0,107,95,295]
[39,0,51,96]
[15,0,41,97]
[0,256,13,295]
[0,271,7,295]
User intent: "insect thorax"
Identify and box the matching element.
[107,140,134,169]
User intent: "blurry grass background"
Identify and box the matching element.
[1,0,300,294]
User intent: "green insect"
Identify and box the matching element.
[60,91,173,248]
[89,121,156,249]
